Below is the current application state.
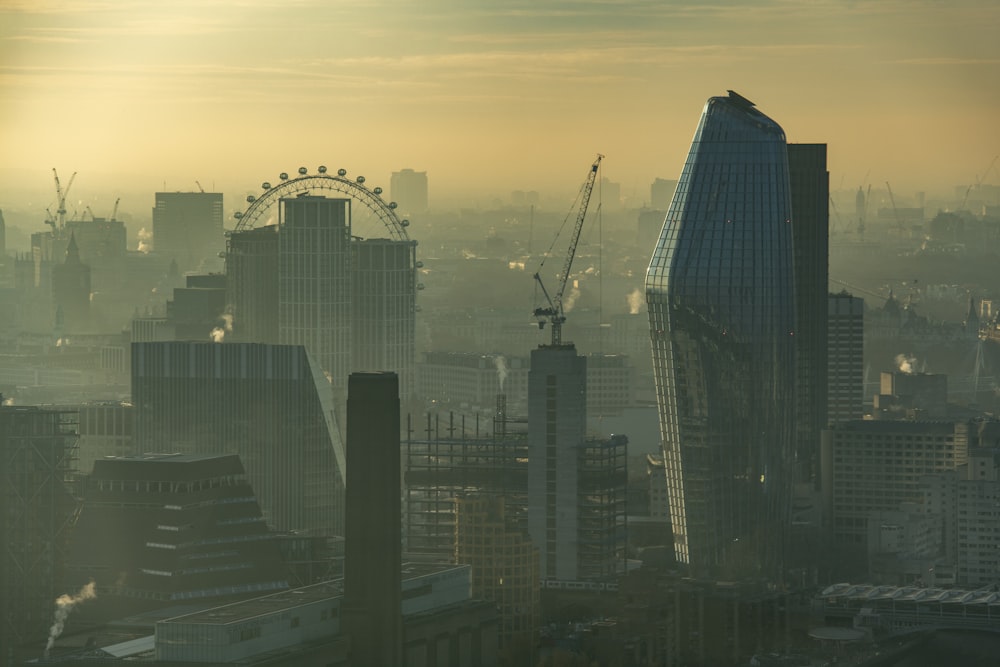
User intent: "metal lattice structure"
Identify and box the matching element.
[233,166,411,240]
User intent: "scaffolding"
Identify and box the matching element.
[404,395,528,561]
[0,406,80,655]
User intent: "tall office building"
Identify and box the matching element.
[788,143,830,484]
[528,345,587,582]
[0,406,78,657]
[152,192,224,270]
[226,224,279,344]
[646,91,796,580]
[351,238,417,397]
[278,196,352,391]
[132,341,346,536]
[390,168,428,215]
[650,178,678,210]
[828,292,865,423]
[343,372,402,666]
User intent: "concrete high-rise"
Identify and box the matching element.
[226,224,279,344]
[132,341,346,536]
[528,345,587,582]
[351,238,417,397]
[646,90,796,580]
[278,196,352,391]
[152,191,224,270]
[827,292,865,423]
[343,372,402,666]
[390,168,428,215]
[788,143,830,484]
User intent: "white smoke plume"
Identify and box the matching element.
[210,327,225,343]
[494,355,508,392]
[626,288,643,315]
[137,227,152,254]
[44,581,97,657]
[895,353,917,374]
[220,311,234,333]
[563,286,581,313]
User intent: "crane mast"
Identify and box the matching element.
[52,168,77,232]
[533,154,603,346]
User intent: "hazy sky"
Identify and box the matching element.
[1,0,998,206]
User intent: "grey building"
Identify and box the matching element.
[828,292,865,423]
[152,192,224,270]
[788,143,830,484]
[131,341,346,536]
[646,90,796,580]
[390,168,428,215]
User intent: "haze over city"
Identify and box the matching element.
[2,0,999,206]
[4,2,1000,666]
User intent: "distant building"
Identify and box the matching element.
[132,341,346,536]
[455,493,540,648]
[225,224,279,344]
[0,405,78,654]
[66,453,288,610]
[390,168,428,214]
[822,420,969,550]
[828,292,865,422]
[278,196,352,391]
[151,192,224,270]
[164,273,228,342]
[351,239,417,397]
[649,178,678,210]
[527,345,627,583]
[874,370,948,420]
[52,233,91,331]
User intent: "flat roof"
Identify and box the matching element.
[820,583,1000,607]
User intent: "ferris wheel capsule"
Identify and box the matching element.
[337,169,347,177]
[246,195,256,203]
[261,182,271,190]
[389,201,398,209]
[373,187,383,195]
[356,176,365,184]
[318,165,328,174]
[401,219,410,227]
[298,167,308,175]
[234,211,244,219]
[279,172,289,180]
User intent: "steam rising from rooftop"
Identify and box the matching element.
[494,354,508,392]
[44,581,97,657]
[627,288,643,315]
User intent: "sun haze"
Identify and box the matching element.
[1,0,998,202]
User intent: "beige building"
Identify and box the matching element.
[455,494,539,648]
[822,420,970,547]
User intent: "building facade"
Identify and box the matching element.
[828,292,865,423]
[646,91,796,579]
[131,341,346,536]
[788,143,829,484]
[0,406,78,657]
[152,192,224,270]
[390,168,429,214]
[278,196,352,391]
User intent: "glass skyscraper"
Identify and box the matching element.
[646,91,796,580]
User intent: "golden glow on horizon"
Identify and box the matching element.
[1,0,998,199]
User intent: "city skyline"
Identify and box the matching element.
[1,0,998,204]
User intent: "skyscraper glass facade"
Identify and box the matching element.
[646,91,796,579]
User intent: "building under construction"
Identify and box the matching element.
[0,404,79,662]
[404,394,529,561]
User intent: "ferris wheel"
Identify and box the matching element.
[232,165,412,241]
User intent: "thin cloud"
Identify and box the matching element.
[892,57,1000,65]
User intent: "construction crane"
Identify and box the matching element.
[533,154,603,346]
[110,197,120,221]
[195,180,205,193]
[959,155,998,211]
[885,181,904,235]
[52,168,77,231]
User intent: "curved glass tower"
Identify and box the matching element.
[646,91,795,580]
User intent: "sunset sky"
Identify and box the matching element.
[1,0,998,208]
